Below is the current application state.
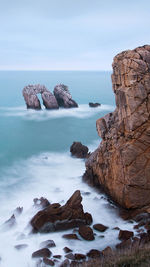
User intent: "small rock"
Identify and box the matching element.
[62,234,79,240]
[53,255,61,259]
[33,197,50,209]
[89,102,101,108]
[4,214,16,228]
[65,253,75,260]
[78,225,95,241]
[87,249,101,258]
[32,248,51,258]
[93,224,108,232]
[118,230,134,241]
[14,207,23,216]
[43,257,54,266]
[70,142,89,159]
[40,240,56,248]
[14,244,28,250]
[74,253,86,260]
[112,227,120,231]
[63,247,73,253]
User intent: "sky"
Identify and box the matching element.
[0,0,150,70]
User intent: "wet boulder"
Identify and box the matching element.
[87,249,101,258]
[33,197,50,209]
[78,225,95,241]
[70,142,89,158]
[54,84,78,108]
[40,240,56,248]
[31,190,92,233]
[93,223,108,232]
[118,230,134,241]
[32,248,51,258]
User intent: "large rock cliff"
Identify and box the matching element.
[84,45,150,210]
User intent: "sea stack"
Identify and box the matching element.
[22,84,59,110]
[54,84,78,108]
[84,45,150,210]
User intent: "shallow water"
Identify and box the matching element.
[0,71,135,266]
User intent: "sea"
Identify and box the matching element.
[0,71,135,267]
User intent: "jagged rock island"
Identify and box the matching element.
[22,83,78,110]
[84,45,150,211]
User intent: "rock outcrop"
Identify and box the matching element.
[54,84,78,108]
[70,142,89,158]
[30,190,92,233]
[84,45,150,210]
[23,84,59,110]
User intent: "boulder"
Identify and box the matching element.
[78,225,95,241]
[30,190,92,233]
[54,84,78,108]
[93,223,108,232]
[118,230,134,240]
[32,248,51,258]
[70,142,89,158]
[84,45,150,210]
[59,259,70,267]
[63,247,73,253]
[74,253,86,260]
[89,102,101,108]
[22,84,58,110]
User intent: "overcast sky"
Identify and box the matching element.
[0,0,149,70]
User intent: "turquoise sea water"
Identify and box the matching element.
[0,71,135,267]
[0,71,114,167]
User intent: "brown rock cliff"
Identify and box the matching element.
[84,45,150,210]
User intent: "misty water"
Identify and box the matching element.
[0,71,135,267]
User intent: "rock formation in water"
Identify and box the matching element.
[23,84,59,110]
[54,84,78,108]
[70,142,89,158]
[30,190,92,233]
[84,45,150,211]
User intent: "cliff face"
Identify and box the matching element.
[84,45,150,210]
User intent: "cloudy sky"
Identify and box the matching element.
[0,0,149,70]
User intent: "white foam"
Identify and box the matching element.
[0,104,115,121]
[0,150,136,267]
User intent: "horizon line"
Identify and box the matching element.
[0,69,112,72]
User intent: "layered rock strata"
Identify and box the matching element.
[84,45,150,210]
[31,190,92,233]
[54,84,78,108]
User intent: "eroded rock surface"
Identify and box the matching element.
[23,84,58,110]
[30,190,92,233]
[84,45,150,210]
[54,84,78,108]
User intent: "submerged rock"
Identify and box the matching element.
[70,142,89,158]
[4,214,16,228]
[22,84,58,110]
[30,190,92,233]
[84,45,150,211]
[89,102,101,108]
[39,240,56,248]
[54,84,78,108]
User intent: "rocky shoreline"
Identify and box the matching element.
[2,45,150,266]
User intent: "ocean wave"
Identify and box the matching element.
[0,104,115,121]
